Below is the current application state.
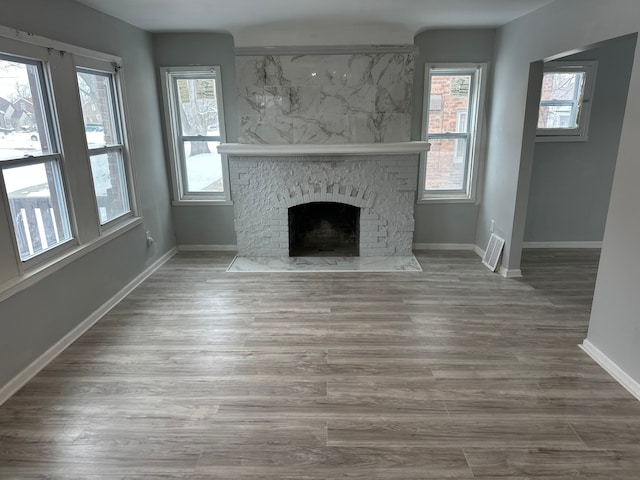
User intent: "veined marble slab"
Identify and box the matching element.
[236,53,415,144]
[227,255,423,273]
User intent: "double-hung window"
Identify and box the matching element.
[76,64,132,225]
[536,61,597,141]
[161,67,228,203]
[0,53,73,263]
[0,28,141,288]
[421,64,486,201]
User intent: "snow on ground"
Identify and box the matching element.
[185,151,223,192]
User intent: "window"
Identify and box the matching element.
[0,28,142,290]
[76,67,131,225]
[161,67,228,202]
[421,64,486,201]
[536,61,597,141]
[0,54,73,263]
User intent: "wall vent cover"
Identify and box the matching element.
[482,234,505,272]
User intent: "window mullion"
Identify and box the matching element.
[428,133,470,142]
[181,135,221,142]
[0,153,62,168]
[540,100,577,107]
[87,145,122,156]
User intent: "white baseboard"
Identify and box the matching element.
[523,241,603,249]
[498,266,522,278]
[177,244,238,252]
[415,243,520,277]
[581,339,640,402]
[0,247,177,407]
[412,243,477,251]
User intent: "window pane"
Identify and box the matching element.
[2,160,72,260]
[0,57,56,160]
[538,104,575,129]
[425,138,467,191]
[182,140,223,193]
[428,74,471,134]
[538,71,585,129]
[76,71,117,147]
[175,78,220,137]
[540,71,585,102]
[90,150,130,224]
[454,136,468,161]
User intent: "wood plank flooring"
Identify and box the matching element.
[1,249,639,478]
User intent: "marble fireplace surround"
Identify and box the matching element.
[235,50,415,144]
[220,142,429,257]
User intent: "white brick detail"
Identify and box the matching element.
[229,155,419,256]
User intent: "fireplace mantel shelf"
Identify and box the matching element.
[218,141,430,157]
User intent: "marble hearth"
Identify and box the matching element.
[221,142,428,257]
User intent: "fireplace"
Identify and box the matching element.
[220,142,428,257]
[289,202,360,257]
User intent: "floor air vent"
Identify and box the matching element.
[482,234,505,272]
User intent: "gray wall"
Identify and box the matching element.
[153,33,238,246]
[82,28,499,251]
[411,29,495,244]
[0,0,174,388]
[478,0,640,383]
[524,36,636,243]
[153,29,496,248]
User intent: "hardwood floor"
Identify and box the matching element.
[1,249,639,478]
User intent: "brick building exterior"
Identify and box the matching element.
[426,75,470,190]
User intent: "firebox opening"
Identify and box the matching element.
[289,202,360,257]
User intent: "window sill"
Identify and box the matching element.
[536,135,589,143]
[172,200,233,206]
[0,216,143,303]
[98,212,135,233]
[417,196,477,205]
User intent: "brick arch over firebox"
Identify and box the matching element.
[276,182,375,210]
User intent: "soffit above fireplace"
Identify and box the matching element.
[218,141,430,157]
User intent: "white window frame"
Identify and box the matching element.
[0,48,77,269]
[75,56,136,230]
[536,60,597,142]
[160,66,230,204]
[419,63,487,203]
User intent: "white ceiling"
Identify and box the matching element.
[75,0,555,46]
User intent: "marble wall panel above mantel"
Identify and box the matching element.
[236,53,415,144]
